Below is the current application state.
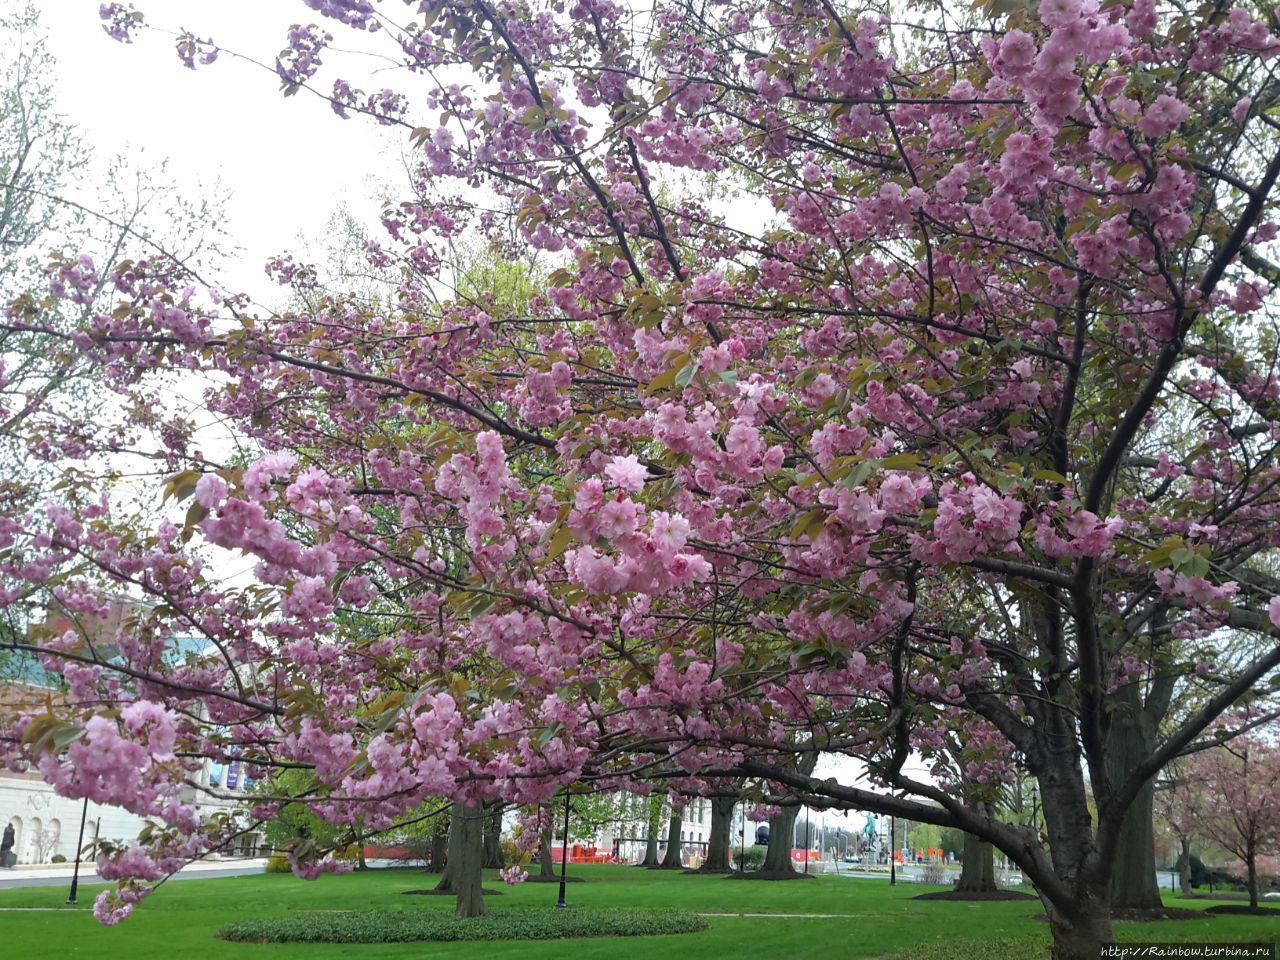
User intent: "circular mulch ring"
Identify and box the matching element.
[1204,904,1279,915]
[914,889,1037,901]
[521,875,586,883]
[722,870,818,881]
[401,887,504,896]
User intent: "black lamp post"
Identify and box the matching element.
[555,791,571,909]
[889,816,896,886]
[66,796,89,905]
[803,807,811,875]
[738,807,745,874]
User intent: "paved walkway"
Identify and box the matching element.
[0,858,267,890]
[699,912,867,918]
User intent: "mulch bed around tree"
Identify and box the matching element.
[914,889,1037,901]
[521,875,585,883]
[1203,904,1279,915]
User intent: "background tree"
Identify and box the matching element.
[1154,757,1203,896]
[699,789,739,873]
[1188,727,1280,909]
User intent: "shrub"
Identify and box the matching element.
[919,862,947,885]
[735,847,765,869]
[393,838,433,865]
[265,855,293,874]
[1179,853,1246,890]
[218,908,709,944]
[50,854,67,864]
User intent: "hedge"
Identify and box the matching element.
[218,907,709,944]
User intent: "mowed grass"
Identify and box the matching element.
[0,864,1276,960]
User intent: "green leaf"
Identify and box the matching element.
[644,365,679,394]
[1139,537,1184,566]
[546,524,574,561]
[789,508,827,539]
[674,361,699,389]
[162,469,202,503]
[880,453,923,471]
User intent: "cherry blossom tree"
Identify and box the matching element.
[1187,727,1280,909]
[1154,755,1205,896]
[4,1,1280,956]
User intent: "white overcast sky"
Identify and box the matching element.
[38,0,406,300]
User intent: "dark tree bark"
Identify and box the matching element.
[1044,904,1115,960]
[955,830,997,893]
[658,810,683,869]
[640,802,661,866]
[700,796,736,872]
[1104,688,1163,910]
[1246,839,1259,910]
[760,753,817,877]
[539,820,556,879]
[451,801,487,918]
[762,806,801,875]
[1176,837,1192,896]
[1036,717,1117,960]
[482,801,504,870]
[427,818,448,874]
[434,805,461,892]
[354,823,367,871]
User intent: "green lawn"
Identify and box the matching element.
[0,865,1275,960]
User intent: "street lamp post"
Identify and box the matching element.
[67,796,89,905]
[804,807,810,875]
[738,807,745,874]
[555,791,571,909]
[890,816,896,886]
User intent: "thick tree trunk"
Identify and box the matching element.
[1104,687,1163,911]
[482,802,504,869]
[1177,837,1192,896]
[640,803,661,866]
[658,811,683,869]
[1032,695,1117,959]
[427,819,448,874]
[1045,900,1115,960]
[1106,784,1161,909]
[451,801,487,918]
[758,753,816,877]
[539,822,556,879]
[434,805,461,892]
[955,830,997,893]
[700,796,735,872]
[762,806,800,875]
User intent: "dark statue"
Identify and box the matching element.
[1,822,15,868]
